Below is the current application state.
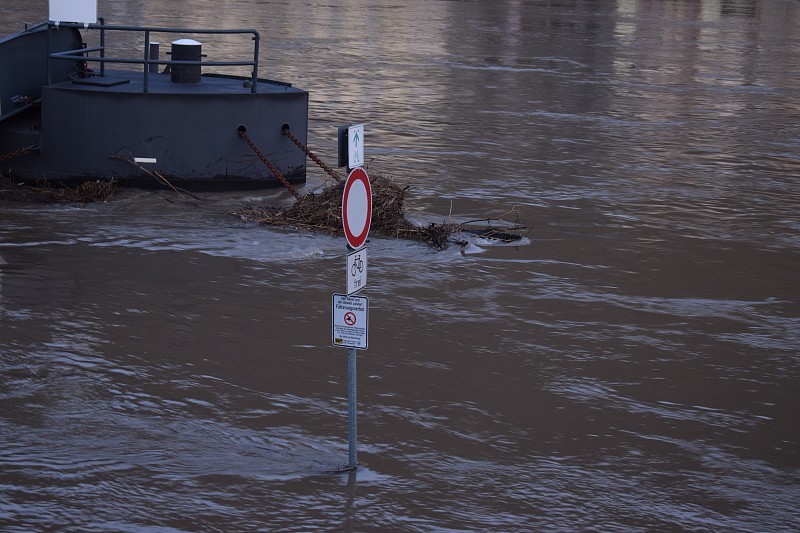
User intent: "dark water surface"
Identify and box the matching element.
[2,1,799,531]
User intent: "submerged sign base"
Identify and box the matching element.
[332,294,369,349]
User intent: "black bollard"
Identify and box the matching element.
[170,39,201,84]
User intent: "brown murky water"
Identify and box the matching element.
[2,1,799,531]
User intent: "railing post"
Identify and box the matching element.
[251,31,259,93]
[46,23,52,86]
[143,29,150,93]
[148,42,160,74]
[98,17,105,77]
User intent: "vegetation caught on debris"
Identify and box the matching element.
[0,177,116,203]
[235,171,526,249]
[1,168,528,250]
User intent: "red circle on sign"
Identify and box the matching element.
[342,167,372,250]
[344,312,357,326]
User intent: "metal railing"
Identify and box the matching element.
[46,19,260,93]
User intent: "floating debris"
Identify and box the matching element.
[235,172,527,250]
[0,176,116,203]
[450,211,530,246]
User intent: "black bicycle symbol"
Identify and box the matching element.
[351,255,364,276]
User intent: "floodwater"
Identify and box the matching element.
[2,0,799,531]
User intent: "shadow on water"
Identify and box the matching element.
[342,468,358,532]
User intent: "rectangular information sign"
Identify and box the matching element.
[50,0,98,23]
[348,124,364,169]
[332,293,368,349]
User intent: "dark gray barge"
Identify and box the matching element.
[0,20,308,190]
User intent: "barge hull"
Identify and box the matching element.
[6,71,309,190]
[1,22,310,191]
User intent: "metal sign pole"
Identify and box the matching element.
[336,125,370,471]
[345,158,357,470]
[346,153,357,471]
[347,346,357,468]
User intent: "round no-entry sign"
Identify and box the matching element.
[342,167,372,249]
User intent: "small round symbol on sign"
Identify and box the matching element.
[344,312,357,326]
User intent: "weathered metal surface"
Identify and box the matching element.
[1,22,309,189]
[0,23,81,122]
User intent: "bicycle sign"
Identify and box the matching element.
[351,255,364,276]
[346,248,367,295]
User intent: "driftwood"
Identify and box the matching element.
[235,172,526,249]
[1,169,528,250]
[0,176,116,203]
[110,155,203,204]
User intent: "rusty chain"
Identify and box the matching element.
[281,125,342,183]
[0,144,39,162]
[236,127,300,199]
